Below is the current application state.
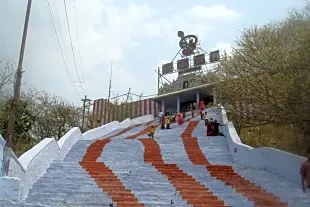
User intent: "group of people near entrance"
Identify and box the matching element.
[157,111,185,130]
[152,99,226,137]
[147,112,184,138]
[148,111,187,138]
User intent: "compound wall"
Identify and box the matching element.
[92,98,161,128]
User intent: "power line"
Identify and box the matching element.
[73,0,83,82]
[51,0,65,49]
[63,0,84,96]
[45,0,80,98]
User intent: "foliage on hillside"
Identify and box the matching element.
[0,98,36,155]
[216,1,310,156]
[0,60,82,156]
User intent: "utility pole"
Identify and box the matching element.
[86,100,91,121]
[138,93,143,117]
[125,88,131,104]
[125,88,131,118]
[86,100,92,128]
[2,0,32,176]
[107,61,113,103]
[106,61,113,123]
[157,67,160,93]
[81,95,91,132]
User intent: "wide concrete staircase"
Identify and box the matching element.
[3,113,310,206]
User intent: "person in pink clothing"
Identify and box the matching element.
[199,100,205,120]
[177,112,184,125]
[199,100,205,110]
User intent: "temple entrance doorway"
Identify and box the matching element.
[203,95,214,106]
[180,101,196,112]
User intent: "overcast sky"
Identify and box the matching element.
[0,0,304,105]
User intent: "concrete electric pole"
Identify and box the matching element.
[106,61,113,123]
[2,0,33,176]
[81,95,91,132]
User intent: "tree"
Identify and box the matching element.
[23,88,82,140]
[0,98,36,155]
[216,1,310,154]
[0,82,82,155]
[50,100,81,138]
[0,59,15,98]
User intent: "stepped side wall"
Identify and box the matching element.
[218,106,306,184]
[0,114,154,200]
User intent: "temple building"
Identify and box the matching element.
[152,74,217,114]
[89,31,223,128]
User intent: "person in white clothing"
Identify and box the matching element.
[158,111,163,122]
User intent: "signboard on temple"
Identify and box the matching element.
[193,54,206,66]
[209,50,220,63]
[162,62,174,75]
[177,58,189,70]
[178,66,201,75]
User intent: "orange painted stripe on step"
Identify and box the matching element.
[80,126,144,207]
[139,138,228,207]
[126,124,160,139]
[181,120,200,138]
[181,121,288,207]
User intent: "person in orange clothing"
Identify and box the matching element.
[147,126,155,138]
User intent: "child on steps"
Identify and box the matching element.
[148,126,155,138]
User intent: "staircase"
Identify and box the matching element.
[3,113,310,206]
